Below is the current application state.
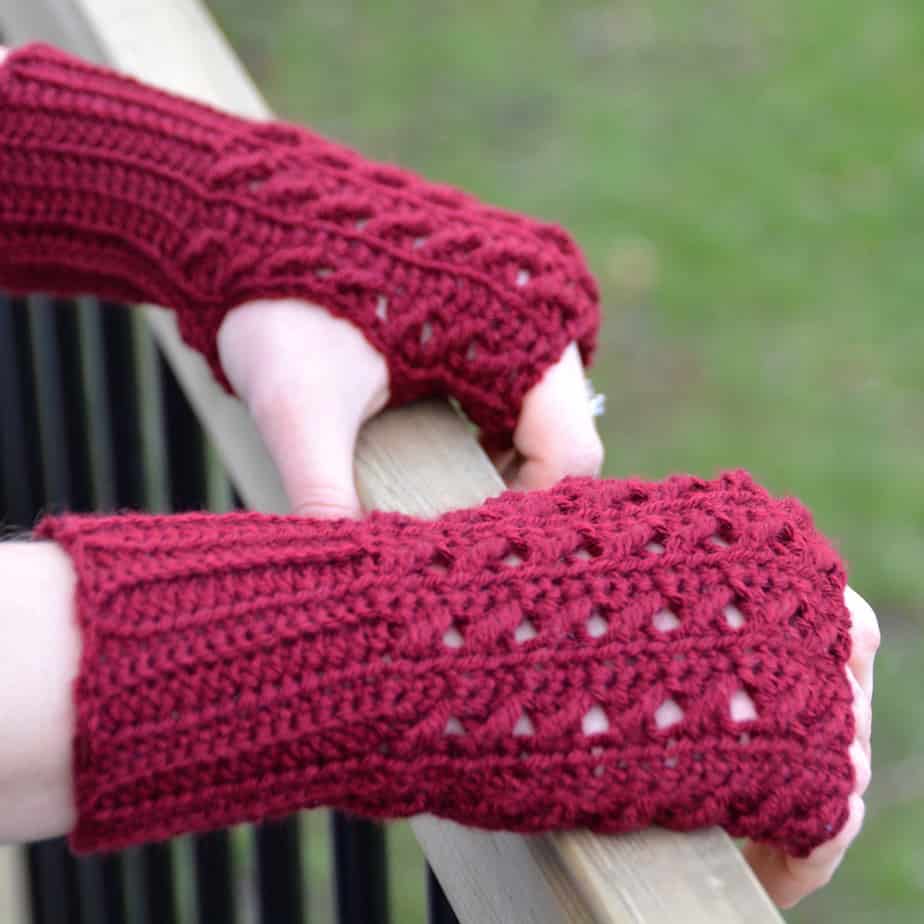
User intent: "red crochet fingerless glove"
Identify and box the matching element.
[38,471,854,857]
[0,43,599,442]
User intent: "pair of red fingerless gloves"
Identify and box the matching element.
[2,44,854,857]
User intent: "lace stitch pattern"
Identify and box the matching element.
[0,43,599,441]
[39,471,854,856]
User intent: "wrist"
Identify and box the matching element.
[0,541,78,841]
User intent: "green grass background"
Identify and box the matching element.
[205,1,924,920]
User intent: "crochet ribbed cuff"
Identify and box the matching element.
[0,43,599,442]
[37,471,854,857]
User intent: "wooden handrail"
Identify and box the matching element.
[0,2,784,920]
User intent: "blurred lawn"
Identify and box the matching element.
[206,1,924,921]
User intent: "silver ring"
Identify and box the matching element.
[585,376,606,418]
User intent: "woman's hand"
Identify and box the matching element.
[218,299,603,518]
[742,586,879,907]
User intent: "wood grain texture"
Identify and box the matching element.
[0,1,784,920]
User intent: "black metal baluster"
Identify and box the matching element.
[138,843,178,924]
[426,867,460,924]
[27,295,75,510]
[159,353,206,512]
[30,840,83,924]
[0,295,39,525]
[99,306,146,510]
[332,815,389,924]
[254,818,306,924]
[77,856,128,924]
[192,833,235,924]
[75,298,117,510]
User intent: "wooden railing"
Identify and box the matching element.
[0,1,784,920]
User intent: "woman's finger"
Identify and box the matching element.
[247,379,366,518]
[847,668,872,758]
[742,794,865,909]
[218,299,389,518]
[845,586,880,699]
[509,342,604,490]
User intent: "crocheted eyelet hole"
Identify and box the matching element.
[466,342,478,361]
[516,269,531,287]
[315,266,333,279]
[513,712,535,737]
[514,619,538,644]
[442,626,463,649]
[413,236,428,250]
[444,717,465,736]
[586,608,608,638]
[655,698,684,729]
[724,603,746,629]
[708,519,735,549]
[420,321,433,345]
[582,705,609,736]
[730,689,757,722]
[429,552,451,576]
[375,295,388,321]
[504,549,525,567]
[645,533,666,555]
[572,537,603,562]
[652,609,680,632]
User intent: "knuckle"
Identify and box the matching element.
[786,857,833,896]
[852,746,872,795]
[815,867,835,890]
[847,591,881,654]
[292,484,359,520]
[857,620,882,657]
[854,697,872,741]
[293,498,355,520]
[559,434,604,477]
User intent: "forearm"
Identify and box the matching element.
[36,473,854,857]
[0,540,77,842]
[0,43,597,439]
[0,43,235,329]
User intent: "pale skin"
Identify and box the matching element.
[0,44,880,909]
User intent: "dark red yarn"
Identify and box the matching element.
[0,43,599,443]
[38,471,854,857]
